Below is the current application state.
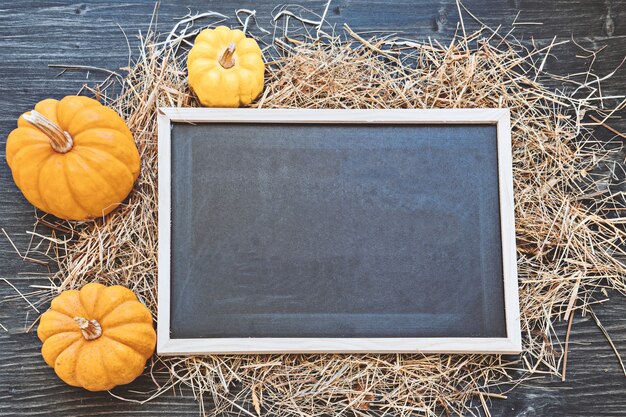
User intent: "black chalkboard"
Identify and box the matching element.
[168,121,507,340]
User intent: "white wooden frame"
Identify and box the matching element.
[157,108,521,355]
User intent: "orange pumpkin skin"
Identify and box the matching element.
[6,96,140,220]
[37,283,156,392]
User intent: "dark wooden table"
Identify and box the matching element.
[1,1,625,416]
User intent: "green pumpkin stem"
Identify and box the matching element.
[74,317,102,340]
[23,110,74,153]
[219,43,236,69]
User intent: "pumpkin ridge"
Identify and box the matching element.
[50,289,89,319]
[75,340,111,391]
[99,337,143,387]
[96,342,113,390]
[40,152,87,217]
[68,150,127,215]
[13,125,55,144]
[38,309,82,341]
[73,127,134,146]
[72,149,133,203]
[98,299,139,322]
[102,334,146,358]
[41,331,82,366]
[191,41,218,57]
[103,323,155,357]
[50,307,79,323]
[35,156,57,214]
[68,106,131,137]
[189,57,218,70]
[54,338,84,386]
[57,97,101,131]
[237,68,255,102]
[50,305,77,320]
[235,54,262,71]
[73,140,137,175]
[8,142,51,165]
[78,283,105,318]
[8,144,51,192]
[61,157,91,216]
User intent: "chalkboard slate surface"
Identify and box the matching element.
[168,121,507,340]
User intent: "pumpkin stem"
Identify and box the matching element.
[218,43,236,69]
[74,317,102,340]
[22,110,74,153]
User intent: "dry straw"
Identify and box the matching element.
[21,3,626,416]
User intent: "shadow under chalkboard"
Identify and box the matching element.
[169,123,505,339]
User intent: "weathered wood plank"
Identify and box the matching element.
[0,1,624,416]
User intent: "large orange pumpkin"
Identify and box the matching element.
[37,282,156,391]
[6,96,140,220]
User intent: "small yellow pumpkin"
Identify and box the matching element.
[6,96,140,221]
[37,282,156,392]
[187,26,265,107]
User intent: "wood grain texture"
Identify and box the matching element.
[0,1,624,416]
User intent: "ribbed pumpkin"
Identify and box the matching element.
[37,283,156,392]
[187,26,265,107]
[6,96,140,220]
